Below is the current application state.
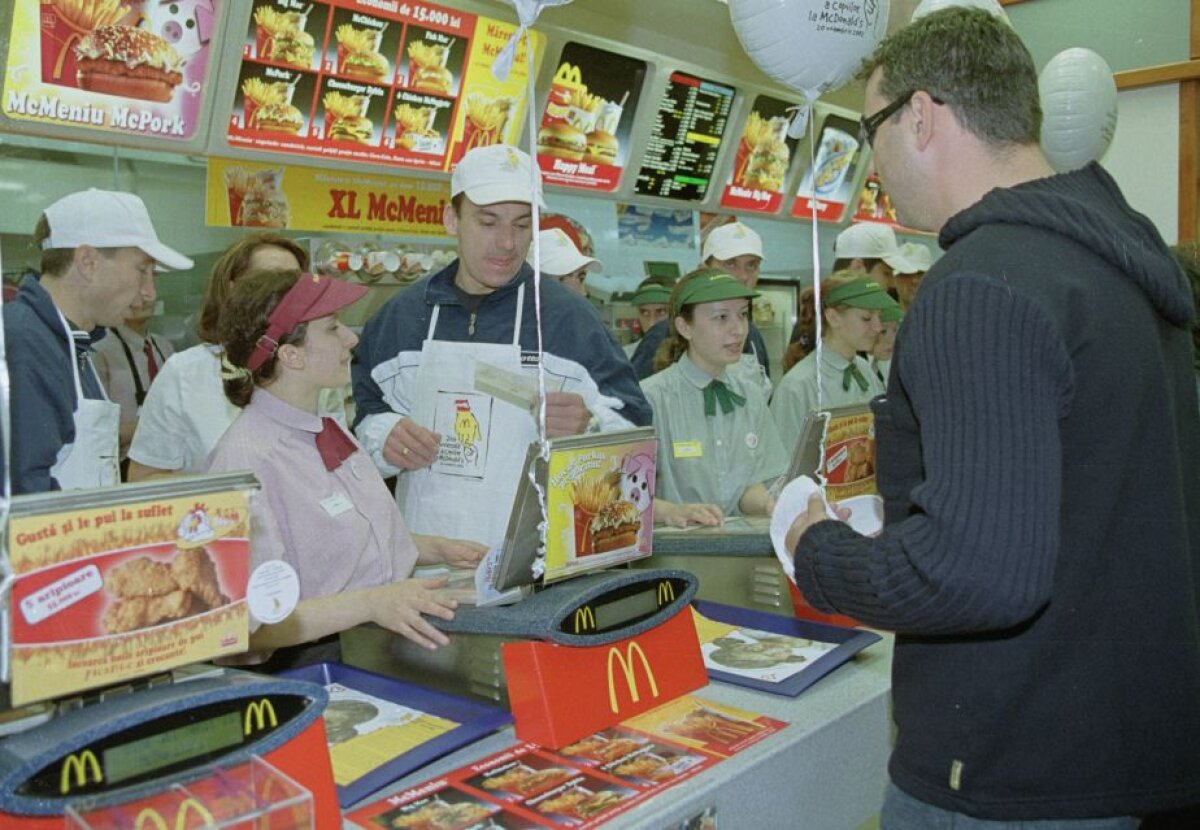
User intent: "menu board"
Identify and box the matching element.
[225,0,544,172]
[634,71,736,202]
[536,42,646,192]
[792,113,863,223]
[719,94,802,214]
[1,0,223,144]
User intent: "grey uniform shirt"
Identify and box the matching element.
[641,354,787,515]
[770,347,885,455]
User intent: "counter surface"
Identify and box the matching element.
[342,633,893,830]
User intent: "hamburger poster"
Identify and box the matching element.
[2,0,222,142]
[226,0,543,173]
[536,42,646,192]
[543,434,657,583]
[719,94,802,214]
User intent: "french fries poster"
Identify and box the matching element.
[544,437,657,582]
[793,112,864,223]
[228,0,544,173]
[719,94,802,214]
[2,0,222,142]
[7,490,251,705]
[535,42,647,192]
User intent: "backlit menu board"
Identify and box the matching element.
[634,71,736,202]
[792,113,863,223]
[719,94,802,214]
[535,42,646,192]
[225,0,543,171]
[1,0,223,145]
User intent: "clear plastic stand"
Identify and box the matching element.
[65,756,313,830]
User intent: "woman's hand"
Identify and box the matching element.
[415,535,489,568]
[656,499,724,528]
[368,576,457,650]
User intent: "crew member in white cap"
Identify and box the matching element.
[353,145,651,554]
[3,189,192,494]
[631,220,772,394]
[536,227,601,297]
[830,222,918,293]
[894,240,933,307]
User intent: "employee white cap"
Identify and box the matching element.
[42,189,193,271]
[451,144,546,208]
[835,222,917,274]
[536,228,601,276]
[898,241,933,273]
[702,221,764,262]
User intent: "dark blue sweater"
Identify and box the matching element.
[4,275,107,493]
[795,163,1200,819]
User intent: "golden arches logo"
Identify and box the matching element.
[244,698,278,735]
[60,750,102,795]
[606,641,659,714]
[657,580,675,605]
[574,605,596,633]
[134,798,215,830]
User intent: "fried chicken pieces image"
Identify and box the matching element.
[102,548,229,634]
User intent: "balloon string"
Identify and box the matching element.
[807,105,829,492]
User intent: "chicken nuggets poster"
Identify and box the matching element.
[2,1,221,143]
[7,491,251,705]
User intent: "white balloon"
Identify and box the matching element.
[1038,47,1118,173]
[911,0,1009,23]
[729,0,889,101]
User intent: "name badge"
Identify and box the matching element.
[320,492,354,517]
[673,441,703,459]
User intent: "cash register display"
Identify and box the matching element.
[593,588,660,630]
[20,695,307,798]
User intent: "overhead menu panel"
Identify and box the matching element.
[220,0,543,172]
[633,71,736,203]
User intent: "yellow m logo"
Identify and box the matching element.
[134,798,215,830]
[574,605,596,633]
[606,641,659,714]
[244,698,278,735]
[59,750,102,795]
[657,580,675,605]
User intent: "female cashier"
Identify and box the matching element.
[641,268,787,528]
[206,270,461,668]
[770,273,898,449]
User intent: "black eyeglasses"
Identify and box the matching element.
[859,91,944,147]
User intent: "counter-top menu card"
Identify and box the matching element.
[535,42,646,192]
[634,71,736,202]
[226,0,543,171]
[2,0,222,144]
[719,94,801,214]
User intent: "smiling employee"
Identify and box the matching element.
[641,268,787,528]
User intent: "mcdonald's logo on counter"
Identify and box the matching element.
[59,750,102,794]
[243,699,278,735]
[606,642,659,714]
[502,607,707,749]
[573,605,596,633]
[657,580,675,604]
[133,798,215,830]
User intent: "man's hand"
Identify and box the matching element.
[383,418,441,470]
[540,391,591,437]
[785,492,847,552]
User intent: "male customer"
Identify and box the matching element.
[631,220,771,388]
[353,145,650,551]
[5,189,192,494]
[787,9,1200,827]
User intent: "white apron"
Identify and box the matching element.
[50,313,120,490]
[398,283,538,550]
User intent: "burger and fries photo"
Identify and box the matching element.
[538,71,622,167]
[253,5,315,69]
[407,40,453,96]
[336,23,389,82]
[733,111,791,192]
[394,102,440,152]
[324,90,374,144]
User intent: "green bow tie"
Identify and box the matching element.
[842,362,869,393]
[703,379,746,416]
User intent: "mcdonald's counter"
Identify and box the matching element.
[341,632,894,830]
